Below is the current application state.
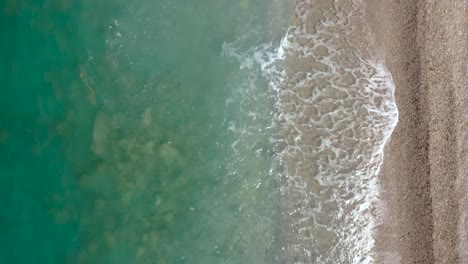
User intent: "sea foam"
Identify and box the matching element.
[223,0,398,263]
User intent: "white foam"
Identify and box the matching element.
[223,1,398,262]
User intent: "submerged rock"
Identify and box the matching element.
[142,108,152,127]
[141,141,156,154]
[159,143,182,167]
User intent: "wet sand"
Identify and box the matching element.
[365,0,468,263]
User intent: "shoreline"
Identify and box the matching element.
[365,1,468,263]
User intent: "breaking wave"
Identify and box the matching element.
[223,0,398,263]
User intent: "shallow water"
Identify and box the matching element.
[274,1,398,263]
[1,0,289,263]
[1,0,399,263]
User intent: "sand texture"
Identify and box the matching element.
[365,0,468,263]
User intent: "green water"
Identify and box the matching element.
[0,1,289,263]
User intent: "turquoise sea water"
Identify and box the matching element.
[1,1,289,263]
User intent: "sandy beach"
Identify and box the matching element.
[365,1,468,263]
